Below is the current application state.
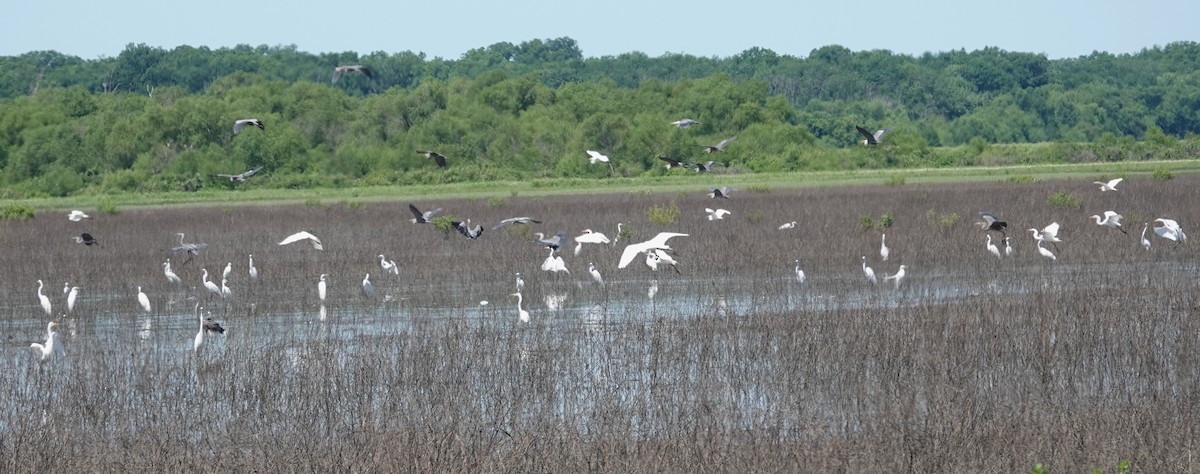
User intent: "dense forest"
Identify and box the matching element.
[0,38,1198,198]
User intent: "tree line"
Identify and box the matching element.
[0,38,1197,197]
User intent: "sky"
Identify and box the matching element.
[2,0,1196,61]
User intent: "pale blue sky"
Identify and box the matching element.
[3,0,1195,60]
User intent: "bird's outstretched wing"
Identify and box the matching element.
[278,231,323,250]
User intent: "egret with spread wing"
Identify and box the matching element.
[278,231,324,250]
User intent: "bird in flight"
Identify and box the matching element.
[73,232,99,246]
[233,118,264,135]
[705,208,731,221]
[586,150,610,164]
[700,136,737,153]
[976,211,1007,235]
[332,65,372,83]
[1094,177,1123,192]
[708,187,732,199]
[416,150,447,168]
[216,166,264,182]
[409,204,441,224]
[492,217,542,230]
[856,126,894,145]
[453,220,484,240]
[278,231,324,250]
[671,118,700,129]
[618,232,688,269]
[67,210,91,221]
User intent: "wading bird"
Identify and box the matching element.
[30,321,63,361]
[707,187,731,199]
[248,254,259,280]
[318,274,328,302]
[862,256,877,284]
[986,235,1002,259]
[671,118,699,129]
[880,234,890,261]
[379,255,399,276]
[705,208,731,221]
[163,261,182,284]
[701,135,737,153]
[541,249,569,274]
[137,286,152,313]
[170,233,208,264]
[1036,241,1057,261]
[67,210,91,221]
[36,280,51,316]
[362,274,374,297]
[220,279,232,301]
[416,150,447,168]
[794,260,807,285]
[515,273,524,291]
[1028,222,1062,251]
[883,265,908,290]
[222,262,232,280]
[194,303,225,354]
[588,263,604,286]
[73,233,99,246]
[574,229,611,256]
[492,216,542,230]
[509,292,530,323]
[1090,211,1127,234]
[201,269,222,299]
[279,231,323,250]
[779,221,797,230]
[1004,237,1015,258]
[331,65,372,83]
[1094,177,1123,192]
[618,232,689,269]
[453,220,484,240]
[216,166,264,182]
[1153,218,1187,243]
[409,204,441,224]
[232,118,264,135]
[67,286,80,313]
[856,126,894,145]
[976,211,1007,235]
[1141,223,1152,251]
[585,150,610,164]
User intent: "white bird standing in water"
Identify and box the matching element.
[880,234,890,261]
[362,273,374,297]
[588,263,604,286]
[378,255,399,276]
[1141,223,1152,251]
[220,279,232,301]
[30,321,64,361]
[883,265,908,290]
[249,254,259,281]
[1004,237,1015,258]
[1036,241,1057,261]
[778,221,797,230]
[36,280,52,316]
[201,269,222,299]
[164,260,182,284]
[861,256,877,284]
[222,262,232,280]
[67,286,80,313]
[509,292,530,323]
[515,273,525,291]
[318,274,328,302]
[794,260,807,285]
[137,286,152,313]
[986,235,1002,259]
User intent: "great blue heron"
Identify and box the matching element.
[194,303,225,354]
[216,166,263,182]
[707,187,731,199]
[332,65,372,83]
[1028,222,1062,252]
[409,204,441,224]
[453,220,484,240]
[705,208,731,221]
[170,233,208,264]
[233,118,264,135]
[73,233,99,246]
[67,210,91,221]
[416,150,447,168]
[278,231,324,250]
[856,126,893,145]
[1094,178,1123,192]
[671,118,699,128]
[976,212,1007,235]
[493,217,542,230]
[618,232,688,269]
[535,231,567,251]
[701,136,737,153]
[694,161,725,173]
[1090,211,1127,234]
[659,156,688,170]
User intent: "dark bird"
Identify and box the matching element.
[694,161,725,173]
[232,118,264,135]
[453,220,484,240]
[708,187,732,199]
[169,233,209,265]
[331,65,372,83]
[976,211,1008,235]
[73,233,99,246]
[856,126,894,145]
[535,231,567,251]
[203,317,225,334]
[216,166,264,182]
[701,136,737,153]
[658,156,688,170]
[493,217,542,230]
[409,204,442,224]
[416,150,447,168]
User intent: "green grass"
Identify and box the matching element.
[12,159,1200,211]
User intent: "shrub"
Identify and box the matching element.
[1006,175,1036,184]
[97,199,121,215]
[746,210,765,224]
[1152,169,1174,181]
[924,209,959,232]
[646,202,680,225]
[487,196,507,208]
[1047,191,1082,210]
[884,175,906,186]
[0,204,36,221]
[747,184,771,193]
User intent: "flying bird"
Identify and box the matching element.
[779,221,797,230]
[618,232,688,269]
[658,156,688,170]
[492,216,542,230]
[331,65,372,83]
[708,187,731,199]
[1090,211,1127,234]
[169,233,209,263]
[976,212,1007,235]
[670,118,699,129]
[541,249,569,274]
[216,166,264,182]
[73,233,99,246]
[652,249,681,273]
[701,136,737,153]
[705,208,731,221]
[694,161,725,173]
[232,118,264,135]
[416,150,447,168]
[409,204,442,224]
[856,126,894,145]
[1153,218,1187,242]
[1094,178,1123,192]
[536,231,567,251]
[67,210,91,221]
[574,229,611,256]
[278,231,324,250]
[1028,222,1062,251]
[585,150,610,164]
[453,220,484,240]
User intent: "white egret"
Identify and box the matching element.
[1004,237,1015,258]
[318,274,328,302]
[232,118,265,134]
[1153,218,1187,242]
[644,251,660,271]
[778,221,797,230]
[856,126,894,145]
[588,263,604,286]
[163,261,182,284]
[248,254,259,280]
[509,292,530,323]
[861,256,877,284]
[612,223,624,246]
[585,150,610,164]
[794,260,807,285]
[880,234,890,261]
[701,135,737,153]
[1141,223,1152,251]
[1028,222,1062,251]
[137,286,152,313]
[362,273,374,297]
[201,269,222,299]
[705,208,731,221]
[36,280,51,316]
[653,249,681,273]
[1094,177,1123,192]
[1089,211,1127,234]
[216,166,263,182]
[30,321,64,361]
[1036,241,1057,261]
[379,255,399,276]
[67,210,91,221]
[222,262,232,280]
[416,150,447,168]
[220,279,232,301]
[194,304,225,354]
[883,265,908,290]
[67,286,80,313]
[279,231,323,250]
[63,282,70,296]
[574,229,611,256]
[409,204,442,224]
[986,235,1002,259]
[618,232,688,269]
[515,273,525,291]
[541,249,569,274]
